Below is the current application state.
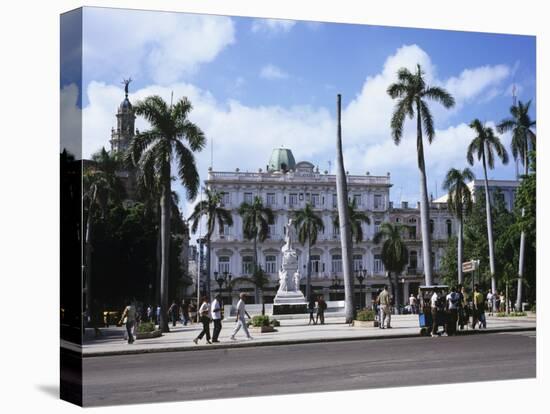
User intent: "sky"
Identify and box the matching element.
[61,6,536,218]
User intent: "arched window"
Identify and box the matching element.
[265,255,277,274]
[331,254,342,273]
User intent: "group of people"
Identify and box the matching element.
[307,295,328,325]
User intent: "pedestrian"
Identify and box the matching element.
[189,300,197,323]
[168,300,179,327]
[430,290,440,337]
[308,296,317,325]
[211,294,223,342]
[378,285,392,329]
[486,289,494,315]
[473,284,486,329]
[146,304,153,323]
[446,286,460,336]
[119,299,136,344]
[193,296,211,344]
[316,295,327,325]
[495,292,501,313]
[230,292,253,340]
[409,293,417,314]
[457,285,466,330]
[155,304,161,326]
[181,299,190,326]
[499,291,506,313]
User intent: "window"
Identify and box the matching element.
[268,224,277,238]
[331,254,342,273]
[332,223,339,238]
[374,194,383,210]
[332,193,337,208]
[289,193,298,207]
[265,255,277,274]
[408,217,417,224]
[353,254,363,271]
[446,219,452,238]
[395,217,401,223]
[431,251,437,270]
[409,251,418,269]
[311,193,320,207]
[430,219,435,234]
[374,220,381,235]
[242,256,254,275]
[374,254,384,273]
[220,223,231,236]
[310,255,321,274]
[408,225,416,240]
[353,194,362,206]
[218,256,230,274]
[244,192,253,204]
[266,193,276,207]
[221,192,231,206]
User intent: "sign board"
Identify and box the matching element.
[462,260,480,273]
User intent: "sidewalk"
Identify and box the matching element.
[76,314,536,357]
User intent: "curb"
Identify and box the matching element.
[80,326,536,358]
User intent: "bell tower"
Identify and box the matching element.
[110,78,136,154]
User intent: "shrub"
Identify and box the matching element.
[137,322,155,333]
[356,309,375,321]
[270,318,280,327]
[251,315,271,327]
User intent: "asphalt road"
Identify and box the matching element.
[82,331,536,407]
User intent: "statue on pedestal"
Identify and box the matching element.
[274,219,306,306]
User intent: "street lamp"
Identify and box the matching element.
[355,266,367,309]
[215,271,232,305]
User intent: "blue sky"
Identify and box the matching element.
[62,7,536,214]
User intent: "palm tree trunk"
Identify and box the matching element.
[306,241,311,300]
[457,218,463,284]
[516,145,528,310]
[253,236,259,304]
[393,272,400,313]
[206,237,211,300]
[155,206,161,306]
[482,148,497,294]
[159,171,171,333]
[416,101,433,286]
[335,94,355,323]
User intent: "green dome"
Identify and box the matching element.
[267,148,296,172]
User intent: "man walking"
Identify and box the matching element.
[473,284,486,329]
[193,296,212,344]
[168,300,179,327]
[230,292,253,340]
[181,299,190,326]
[119,299,136,344]
[378,285,391,329]
[446,286,460,336]
[409,293,417,314]
[211,294,223,342]
[308,296,317,325]
[316,295,327,325]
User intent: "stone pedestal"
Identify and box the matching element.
[273,303,307,315]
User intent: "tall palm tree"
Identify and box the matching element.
[467,119,509,296]
[189,188,234,300]
[128,95,205,332]
[238,196,274,304]
[332,199,371,245]
[442,167,474,285]
[335,94,354,323]
[294,203,325,300]
[373,222,408,311]
[83,148,125,325]
[387,64,455,286]
[497,100,536,310]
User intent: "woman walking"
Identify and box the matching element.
[193,297,211,344]
[119,299,136,344]
[308,296,317,325]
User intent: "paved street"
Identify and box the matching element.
[82,331,536,407]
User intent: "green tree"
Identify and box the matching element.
[128,95,205,332]
[467,119,509,295]
[387,64,455,286]
[442,167,474,284]
[189,189,234,300]
[332,199,370,244]
[83,147,125,325]
[294,203,325,300]
[373,222,408,310]
[497,100,536,309]
[238,196,274,304]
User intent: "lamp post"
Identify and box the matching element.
[215,271,232,305]
[356,266,367,310]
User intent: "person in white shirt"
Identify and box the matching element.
[193,297,211,344]
[430,291,440,337]
[211,294,223,343]
[486,290,494,315]
[446,286,460,336]
[230,292,253,340]
[409,293,418,314]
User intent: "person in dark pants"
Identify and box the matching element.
[316,295,327,325]
[193,297,211,344]
[119,299,136,344]
[181,300,190,326]
[308,296,317,325]
[430,291,439,337]
[446,286,460,336]
[211,294,223,342]
[168,300,179,327]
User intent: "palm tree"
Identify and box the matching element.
[238,196,274,304]
[189,189,234,300]
[497,100,536,310]
[128,95,205,332]
[387,64,455,286]
[83,147,125,325]
[294,203,325,300]
[467,119,509,296]
[373,222,409,311]
[442,167,474,285]
[335,94,355,323]
[333,199,371,245]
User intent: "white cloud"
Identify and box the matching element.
[251,18,296,34]
[260,64,289,80]
[444,64,510,106]
[83,8,235,84]
[60,83,82,158]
